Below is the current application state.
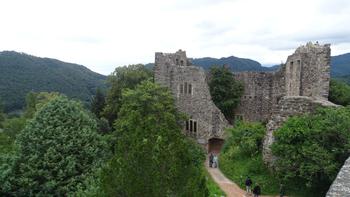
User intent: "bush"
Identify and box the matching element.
[224,121,265,156]
[272,106,350,194]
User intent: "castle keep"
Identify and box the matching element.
[154,50,229,151]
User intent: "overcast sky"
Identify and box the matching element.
[1,0,350,75]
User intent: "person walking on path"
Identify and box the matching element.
[213,154,218,168]
[245,176,252,194]
[279,183,285,197]
[253,183,261,197]
[209,153,214,167]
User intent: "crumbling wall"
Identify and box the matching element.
[326,157,350,197]
[262,96,338,163]
[154,50,229,146]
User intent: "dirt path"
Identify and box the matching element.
[205,160,276,197]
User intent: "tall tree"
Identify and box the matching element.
[100,81,208,197]
[208,66,244,122]
[2,96,107,196]
[90,88,106,119]
[102,64,152,125]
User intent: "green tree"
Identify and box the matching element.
[329,79,350,106]
[2,117,26,140]
[2,96,107,196]
[224,121,265,156]
[208,66,244,122]
[271,107,350,193]
[91,88,106,119]
[24,92,60,119]
[100,81,208,197]
[0,98,4,128]
[102,64,152,125]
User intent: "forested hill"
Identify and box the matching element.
[0,51,107,112]
[145,56,276,72]
[190,56,276,72]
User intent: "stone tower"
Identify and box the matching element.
[154,50,229,151]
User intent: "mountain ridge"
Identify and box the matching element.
[0,51,107,112]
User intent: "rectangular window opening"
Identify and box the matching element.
[188,84,192,94]
[189,120,193,132]
[184,82,188,94]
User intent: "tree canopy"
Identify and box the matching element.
[271,106,350,193]
[208,66,244,122]
[1,96,107,196]
[329,79,350,106]
[90,88,106,119]
[100,81,208,197]
[102,64,152,124]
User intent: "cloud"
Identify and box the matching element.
[0,0,349,74]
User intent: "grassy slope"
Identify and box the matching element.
[219,148,321,197]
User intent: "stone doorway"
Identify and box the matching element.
[208,138,225,154]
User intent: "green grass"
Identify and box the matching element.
[219,147,322,197]
[219,147,280,195]
[205,169,226,197]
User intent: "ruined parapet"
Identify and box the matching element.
[154,50,229,146]
[285,42,331,98]
[326,157,350,197]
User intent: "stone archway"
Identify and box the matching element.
[208,138,225,154]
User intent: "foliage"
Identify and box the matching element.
[1,96,108,196]
[90,88,106,119]
[0,51,106,112]
[329,79,350,106]
[271,107,350,194]
[2,117,26,140]
[208,66,244,121]
[0,98,4,128]
[224,121,265,156]
[102,64,152,124]
[24,92,61,119]
[220,149,280,195]
[100,81,208,197]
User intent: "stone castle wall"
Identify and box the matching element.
[154,50,229,146]
[234,42,331,123]
[327,157,350,197]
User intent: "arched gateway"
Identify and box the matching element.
[208,138,225,154]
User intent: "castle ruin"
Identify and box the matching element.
[154,43,349,196]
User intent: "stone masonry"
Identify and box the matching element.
[326,157,350,197]
[154,50,229,147]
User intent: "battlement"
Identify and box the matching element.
[155,49,190,67]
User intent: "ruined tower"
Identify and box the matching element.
[154,50,229,151]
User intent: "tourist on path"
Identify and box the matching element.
[279,183,285,197]
[209,153,214,168]
[245,176,253,194]
[213,154,218,168]
[253,183,261,197]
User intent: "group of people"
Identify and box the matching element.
[245,177,261,197]
[208,153,218,168]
